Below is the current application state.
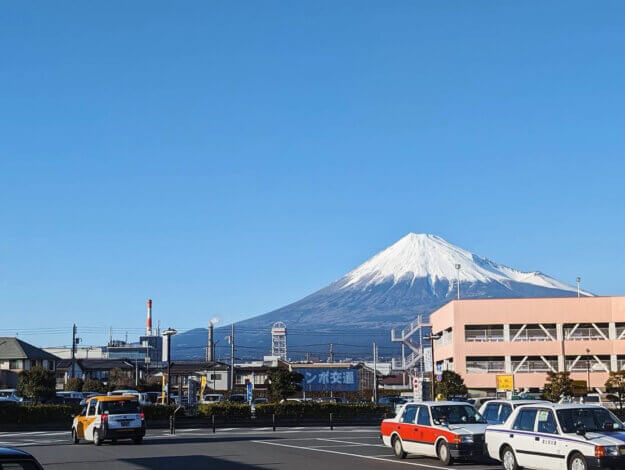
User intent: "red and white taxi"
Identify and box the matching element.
[380,401,487,465]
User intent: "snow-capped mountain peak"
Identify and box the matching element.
[341,233,582,294]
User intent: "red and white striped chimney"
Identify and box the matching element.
[146,299,153,336]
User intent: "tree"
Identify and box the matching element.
[605,371,625,409]
[436,371,467,400]
[82,378,107,394]
[64,377,84,392]
[16,366,56,402]
[268,368,304,402]
[108,368,134,390]
[542,371,573,402]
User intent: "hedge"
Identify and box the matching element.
[614,408,625,421]
[254,402,392,419]
[0,404,81,425]
[142,405,181,420]
[197,403,251,419]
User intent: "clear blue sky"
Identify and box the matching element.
[1,1,624,348]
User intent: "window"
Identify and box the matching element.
[400,405,417,424]
[86,401,95,417]
[556,408,624,433]
[499,404,512,422]
[483,403,500,423]
[209,374,222,380]
[430,405,486,424]
[536,409,558,434]
[416,406,430,426]
[513,409,537,431]
[8,360,22,369]
[99,400,140,414]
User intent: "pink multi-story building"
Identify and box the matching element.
[430,296,625,392]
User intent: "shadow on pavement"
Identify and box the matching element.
[120,455,271,469]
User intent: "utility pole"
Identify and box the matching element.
[373,342,378,403]
[230,324,235,391]
[576,277,581,298]
[328,343,334,363]
[135,359,139,387]
[71,324,77,378]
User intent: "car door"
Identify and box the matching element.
[414,405,437,457]
[511,408,538,468]
[397,405,419,454]
[83,400,98,440]
[532,408,562,470]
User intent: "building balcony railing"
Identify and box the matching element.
[465,332,504,342]
[566,360,610,372]
[466,361,506,373]
[565,328,608,341]
[510,329,556,342]
[512,360,557,373]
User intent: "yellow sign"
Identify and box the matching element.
[496,374,514,391]
[200,376,207,397]
[572,380,587,395]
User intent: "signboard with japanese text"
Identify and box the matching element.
[296,368,359,392]
[496,374,514,391]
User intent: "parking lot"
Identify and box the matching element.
[0,427,497,469]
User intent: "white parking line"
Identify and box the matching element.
[251,440,458,469]
[316,438,385,447]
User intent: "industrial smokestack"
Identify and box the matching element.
[146,299,153,336]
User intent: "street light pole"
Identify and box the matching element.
[424,333,441,400]
[162,328,177,405]
[454,264,461,300]
[576,277,581,299]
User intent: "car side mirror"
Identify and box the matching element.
[575,422,586,437]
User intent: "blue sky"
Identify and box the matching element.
[1,1,624,348]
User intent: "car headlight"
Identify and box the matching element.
[603,446,619,457]
[460,435,474,443]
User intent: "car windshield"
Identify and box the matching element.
[557,408,624,433]
[0,391,13,397]
[99,400,140,414]
[431,405,486,424]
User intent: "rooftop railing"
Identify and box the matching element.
[466,361,506,373]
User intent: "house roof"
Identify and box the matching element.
[0,338,59,361]
[56,359,136,371]
[165,361,230,374]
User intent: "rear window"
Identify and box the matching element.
[99,400,140,414]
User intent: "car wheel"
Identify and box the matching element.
[392,436,406,459]
[501,446,519,470]
[437,441,454,466]
[133,437,143,444]
[569,452,587,470]
[71,428,79,444]
[93,429,102,446]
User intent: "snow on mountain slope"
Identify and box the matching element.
[342,233,583,294]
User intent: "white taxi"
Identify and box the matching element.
[485,403,625,470]
[72,395,146,446]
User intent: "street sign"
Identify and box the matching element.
[436,374,442,382]
[413,377,422,401]
[246,381,253,404]
[496,374,514,391]
[572,380,588,396]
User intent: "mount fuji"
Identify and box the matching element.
[173,234,587,360]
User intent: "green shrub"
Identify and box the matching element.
[0,404,81,425]
[197,403,251,419]
[254,402,391,419]
[142,405,180,420]
[614,408,625,421]
[64,377,84,392]
[82,379,107,394]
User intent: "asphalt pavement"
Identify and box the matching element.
[0,427,499,469]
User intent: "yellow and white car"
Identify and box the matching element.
[71,395,146,446]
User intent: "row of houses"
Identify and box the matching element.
[0,337,387,398]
